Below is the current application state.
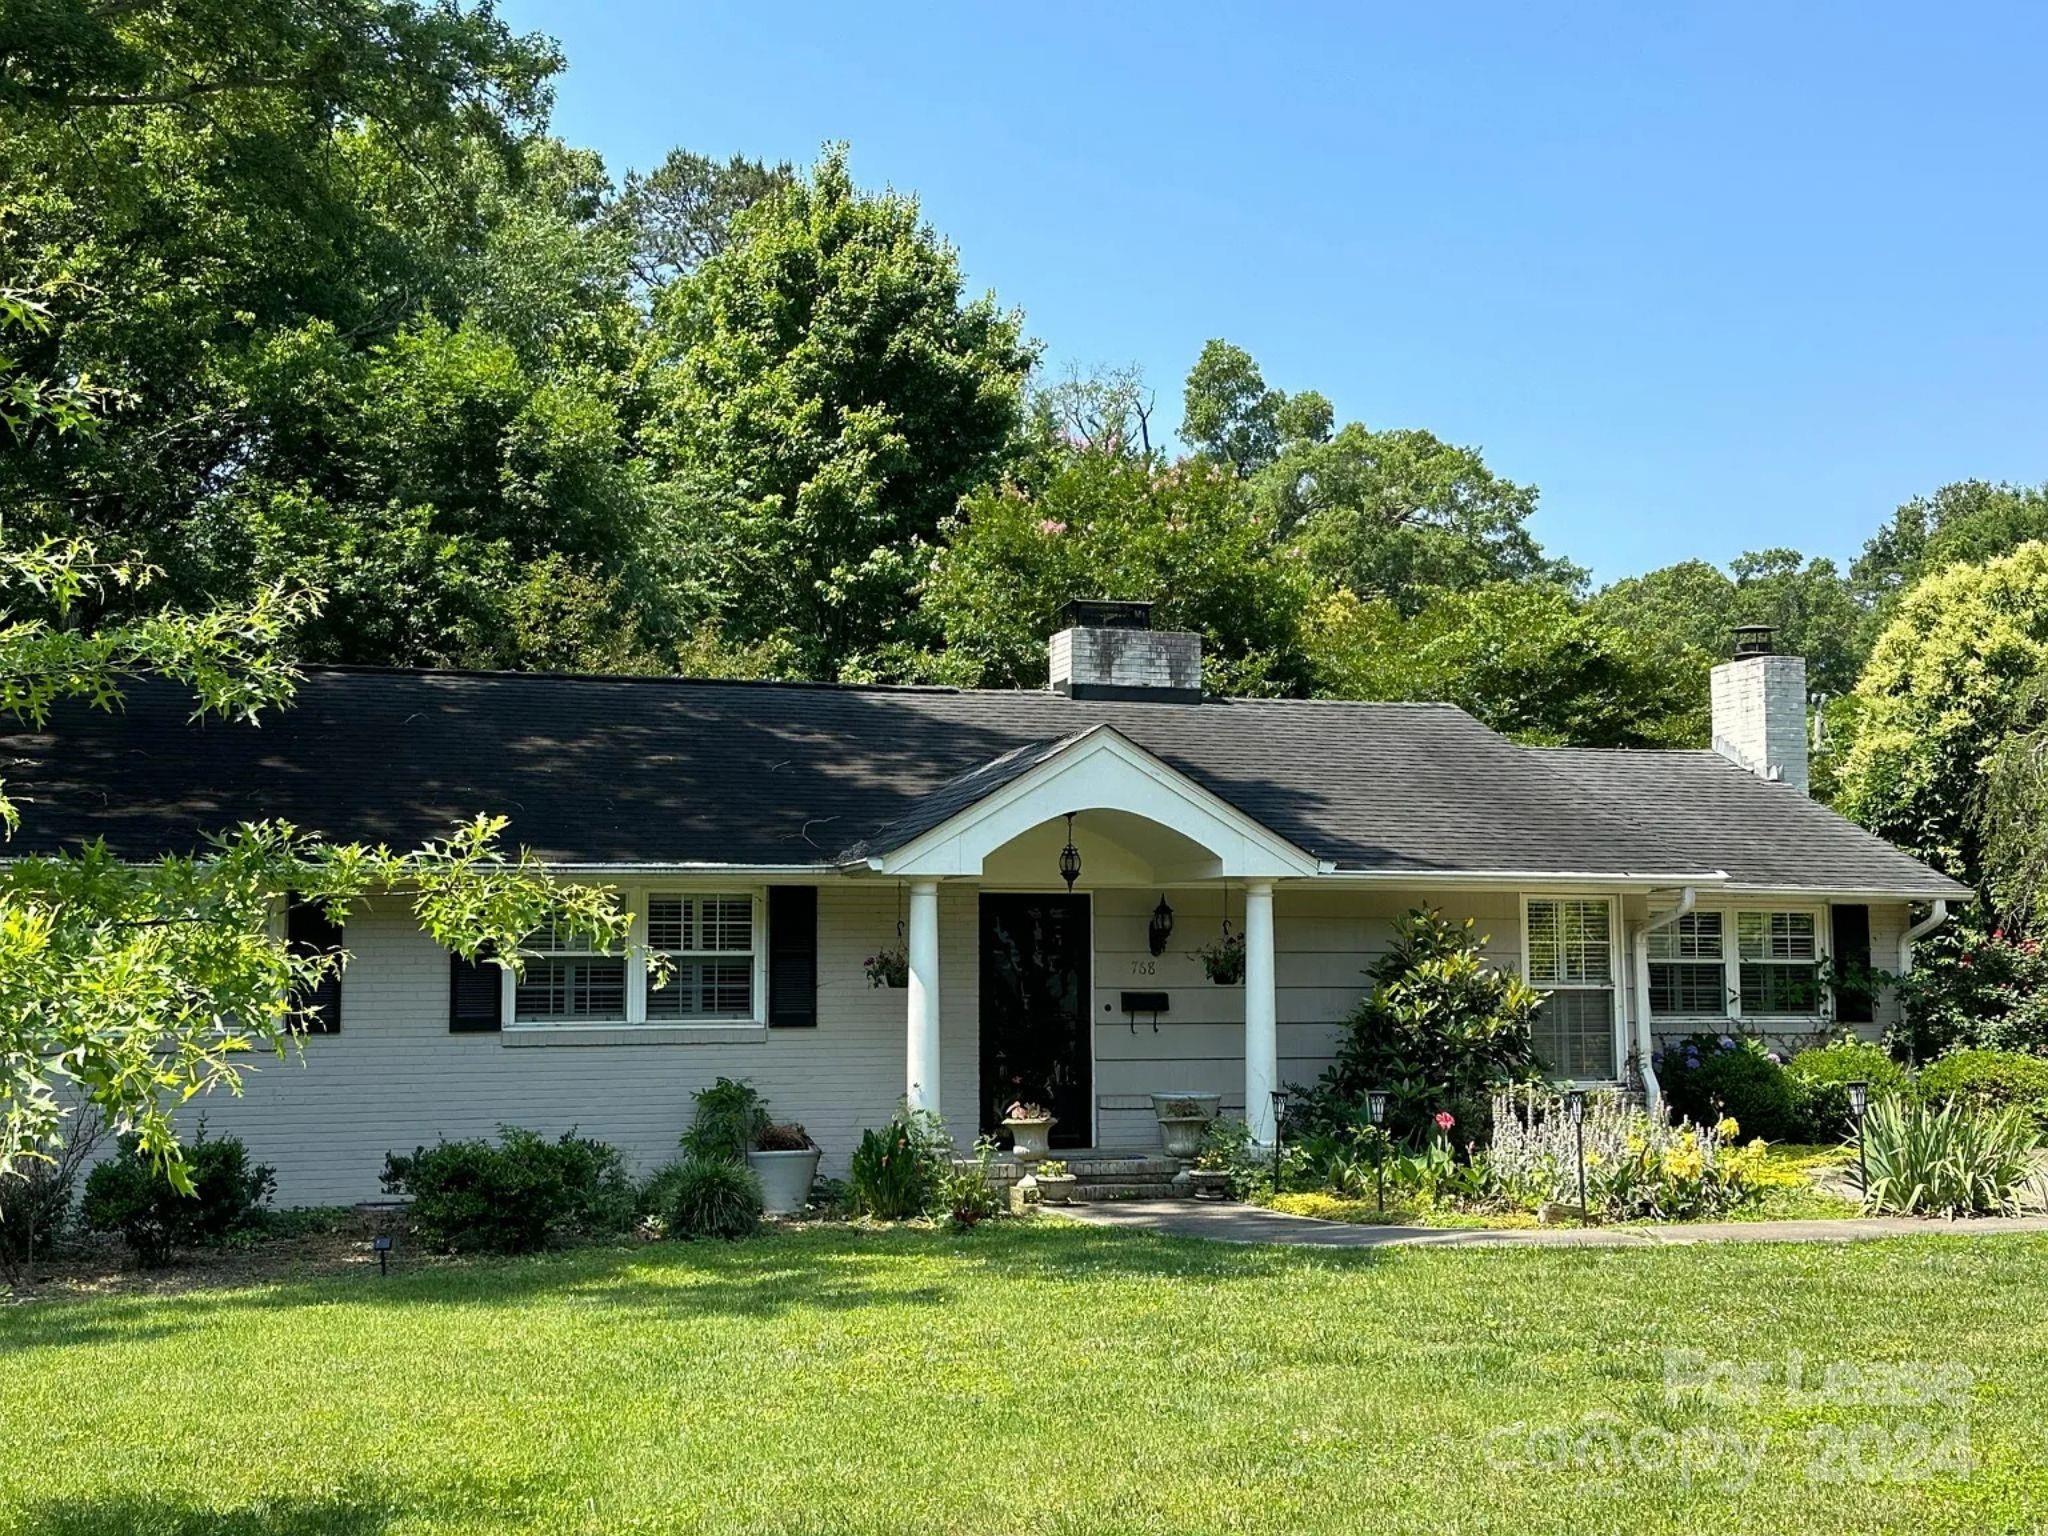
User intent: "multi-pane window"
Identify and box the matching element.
[1738,910,1820,1016]
[1526,898,1617,1079]
[1648,912,1728,1017]
[644,894,756,1020]
[514,917,627,1022]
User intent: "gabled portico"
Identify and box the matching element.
[852,724,1320,1146]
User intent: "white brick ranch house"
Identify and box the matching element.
[8,604,1966,1204]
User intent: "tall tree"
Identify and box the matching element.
[1836,541,2048,885]
[1594,549,1863,696]
[921,447,1310,695]
[1852,480,2048,645]
[1181,339,1288,474]
[604,149,793,291]
[1304,581,1705,747]
[642,147,1035,678]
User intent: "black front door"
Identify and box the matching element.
[979,894,1091,1148]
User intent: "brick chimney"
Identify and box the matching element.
[1048,600,1202,703]
[1711,625,1808,794]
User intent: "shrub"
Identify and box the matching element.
[1485,1086,1772,1221]
[1786,1041,1911,1140]
[1916,1049,2048,1131]
[1895,919,2048,1061]
[1302,907,1544,1146]
[681,1078,770,1161]
[665,1155,764,1240]
[381,1127,634,1254]
[1858,1096,2043,1216]
[0,1110,105,1279]
[1654,1033,1802,1142]
[848,1107,951,1219]
[939,1136,1005,1230]
[81,1129,276,1266]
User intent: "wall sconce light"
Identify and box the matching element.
[1148,895,1175,956]
[1058,812,1081,892]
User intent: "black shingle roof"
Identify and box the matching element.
[0,667,1963,896]
[1536,748,1968,898]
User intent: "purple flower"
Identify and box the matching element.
[1716,1035,1736,1051]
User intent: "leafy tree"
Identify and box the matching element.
[1852,480,2048,643]
[1594,549,1864,696]
[642,147,1035,678]
[604,148,794,291]
[1181,339,1288,474]
[921,449,1310,694]
[1836,542,2048,885]
[1303,581,1704,746]
[0,295,630,1187]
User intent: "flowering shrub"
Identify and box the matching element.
[1897,920,2048,1060]
[1484,1087,1773,1221]
[1653,1032,1803,1142]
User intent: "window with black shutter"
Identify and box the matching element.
[1831,904,1875,1025]
[449,945,504,1033]
[768,886,818,1028]
[286,895,344,1034]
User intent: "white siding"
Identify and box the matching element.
[163,885,1910,1204]
[1088,886,1523,1148]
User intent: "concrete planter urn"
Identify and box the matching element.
[745,1147,822,1215]
[1003,1112,1057,1162]
[1187,1168,1235,1201]
[1036,1172,1079,1204]
[1151,1092,1222,1158]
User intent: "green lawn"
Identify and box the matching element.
[6,1223,2046,1534]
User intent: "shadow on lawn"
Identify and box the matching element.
[0,1221,1379,1357]
[25,1471,541,1536]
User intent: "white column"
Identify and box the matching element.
[1244,879,1278,1145]
[906,878,941,1117]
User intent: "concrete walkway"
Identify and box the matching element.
[1059,1199,2048,1249]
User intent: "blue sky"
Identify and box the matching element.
[502,2,2048,585]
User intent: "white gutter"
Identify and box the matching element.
[1897,899,1950,975]
[1631,887,1697,1118]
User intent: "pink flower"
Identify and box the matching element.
[1037,518,1066,536]
[1434,1112,1456,1131]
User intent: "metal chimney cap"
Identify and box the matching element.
[1058,598,1154,631]
[1732,624,1777,657]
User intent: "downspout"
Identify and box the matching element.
[1897,899,1950,976]
[1631,887,1697,1118]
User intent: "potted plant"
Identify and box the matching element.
[1188,1116,1247,1200]
[746,1122,822,1216]
[1002,1101,1057,1161]
[1194,926,1245,985]
[864,945,908,989]
[1033,1159,1077,1204]
[1151,1092,1222,1158]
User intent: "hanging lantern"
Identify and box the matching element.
[1058,812,1081,891]
[1147,895,1175,956]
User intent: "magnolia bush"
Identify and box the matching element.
[1484,1087,1776,1221]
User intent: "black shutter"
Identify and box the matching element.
[449,945,504,1033]
[286,894,344,1034]
[768,886,818,1028]
[1831,904,1875,1025]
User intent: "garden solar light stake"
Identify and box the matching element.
[1847,1080,1870,1208]
[1367,1089,1390,1214]
[1566,1090,1588,1225]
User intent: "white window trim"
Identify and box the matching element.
[1646,902,1832,1027]
[1520,893,1625,1083]
[503,886,769,1031]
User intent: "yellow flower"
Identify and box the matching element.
[1715,1116,1741,1139]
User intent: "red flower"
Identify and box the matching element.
[1434,1112,1456,1131]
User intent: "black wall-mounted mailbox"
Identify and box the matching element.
[1120,991,1169,1014]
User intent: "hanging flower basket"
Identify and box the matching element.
[865,946,908,989]
[1194,928,1246,986]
